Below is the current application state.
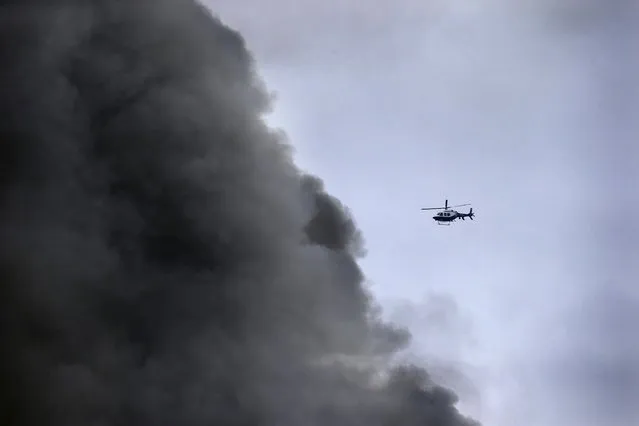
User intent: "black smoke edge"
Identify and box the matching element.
[0,1,480,425]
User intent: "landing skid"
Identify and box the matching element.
[437,222,451,226]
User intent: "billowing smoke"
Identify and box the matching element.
[0,1,478,425]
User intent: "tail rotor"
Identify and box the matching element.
[468,207,474,220]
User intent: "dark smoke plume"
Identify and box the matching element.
[0,1,479,425]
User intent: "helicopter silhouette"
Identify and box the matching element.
[421,199,474,225]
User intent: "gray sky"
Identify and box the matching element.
[205,1,639,425]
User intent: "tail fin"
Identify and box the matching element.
[468,207,474,220]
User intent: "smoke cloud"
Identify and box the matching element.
[0,1,478,425]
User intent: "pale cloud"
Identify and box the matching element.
[205,1,639,425]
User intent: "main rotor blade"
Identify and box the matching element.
[421,207,445,210]
[451,203,471,207]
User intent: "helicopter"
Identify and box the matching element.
[421,199,474,225]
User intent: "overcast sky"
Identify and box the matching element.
[205,1,638,425]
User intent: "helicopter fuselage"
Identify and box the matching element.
[433,210,459,222]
